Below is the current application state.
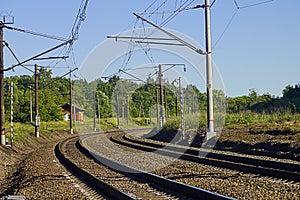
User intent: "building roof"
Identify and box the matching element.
[62,104,85,112]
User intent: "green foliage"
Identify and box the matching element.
[131,117,151,126]
[283,84,300,99]
[226,86,300,114]
[4,68,70,123]
[96,91,111,118]
[163,117,180,131]
[224,111,300,126]
[6,121,69,143]
[5,67,300,130]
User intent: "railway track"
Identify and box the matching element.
[56,134,233,200]
[110,132,300,183]
[55,136,133,200]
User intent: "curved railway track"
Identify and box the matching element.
[56,134,233,200]
[55,136,133,200]
[110,132,300,182]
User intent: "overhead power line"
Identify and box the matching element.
[213,0,275,48]
[119,69,147,84]
[212,9,238,49]
[210,0,217,7]
[234,0,275,9]
[2,40,34,73]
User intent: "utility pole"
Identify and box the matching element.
[93,92,96,132]
[0,16,13,145]
[149,97,152,124]
[116,93,120,129]
[34,64,40,137]
[30,85,33,123]
[155,82,159,126]
[164,87,167,120]
[122,100,125,120]
[132,10,215,139]
[69,70,73,134]
[205,0,216,139]
[10,82,13,147]
[178,77,185,139]
[158,64,165,128]
[97,93,100,124]
[175,93,178,117]
[126,95,129,125]
[0,20,5,145]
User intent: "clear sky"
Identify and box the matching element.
[1,0,300,97]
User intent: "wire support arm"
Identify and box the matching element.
[107,35,177,41]
[119,69,147,84]
[135,41,184,46]
[136,4,204,15]
[4,25,69,41]
[133,13,206,55]
[3,40,72,72]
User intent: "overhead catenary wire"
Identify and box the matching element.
[210,0,217,8]
[2,41,35,73]
[119,18,140,71]
[119,69,147,84]
[237,0,275,9]
[115,0,195,71]
[42,67,78,89]
[2,0,89,75]
[140,19,155,65]
[212,9,239,49]
[158,0,195,27]
[213,0,275,49]
[138,0,199,49]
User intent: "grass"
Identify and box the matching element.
[4,111,300,144]
[225,111,300,126]
[161,111,300,134]
[5,121,70,143]
[73,116,154,134]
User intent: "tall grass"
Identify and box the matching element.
[5,111,300,143]
[225,111,300,126]
[74,116,154,133]
[5,121,69,143]
[162,111,300,131]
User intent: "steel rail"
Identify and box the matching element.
[80,134,234,200]
[110,133,300,182]
[124,133,300,172]
[55,136,135,200]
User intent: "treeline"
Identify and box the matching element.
[73,75,208,119]
[74,76,300,120]
[227,85,300,114]
[4,69,300,123]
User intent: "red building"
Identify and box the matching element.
[62,104,85,122]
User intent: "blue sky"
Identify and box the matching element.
[2,0,300,97]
